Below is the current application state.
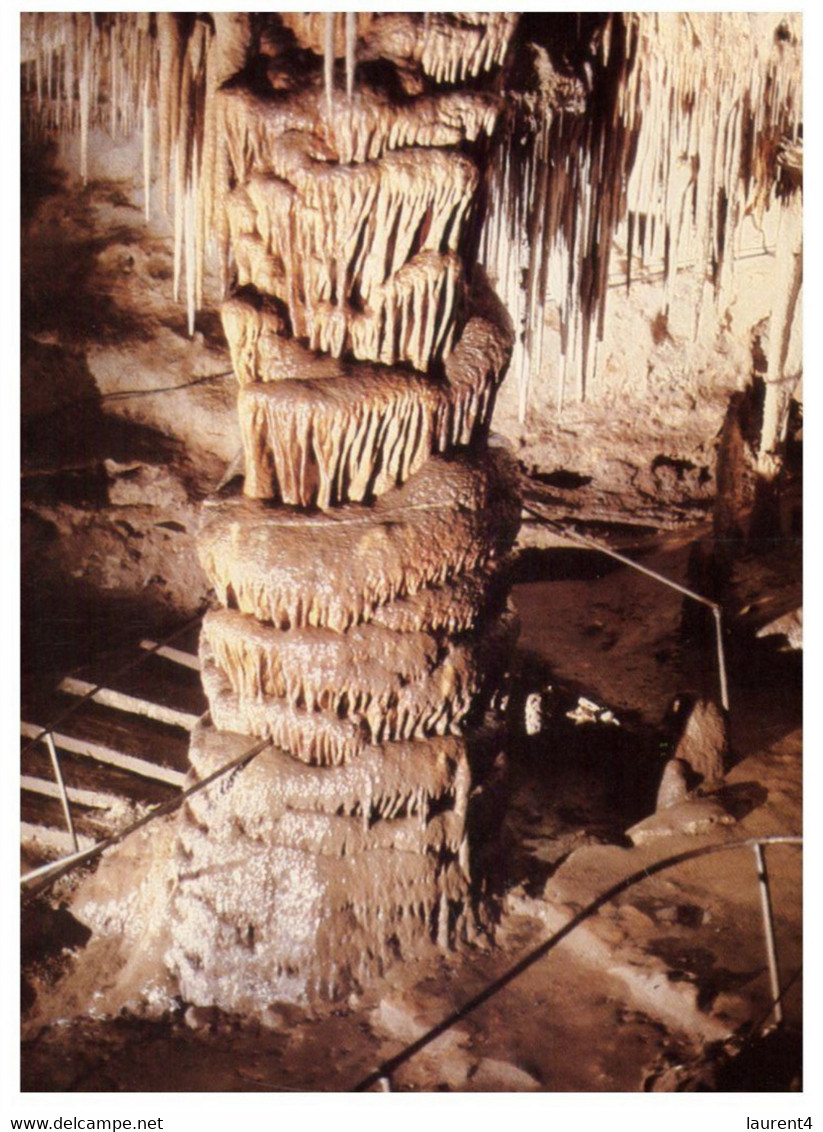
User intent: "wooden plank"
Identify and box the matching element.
[166,619,204,656]
[57,677,201,731]
[22,692,191,770]
[21,743,178,808]
[21,720,187,787]
[21,774,116,810]
[72,649,207,717]
[20,789,112,840]
[139,639,201,671]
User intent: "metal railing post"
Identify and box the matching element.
[352,836,801,1090]
[21,734,272,895]
[753,840,784,1029]
[713,605,730,713]
[44,730,79,853]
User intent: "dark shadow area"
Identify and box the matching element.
[510,546,626,584]
[20,572,196,705]
[528,468,593,490]
[727,635,802,764]
[21,135,66,222]
[647,1025,803,1092]
[22,349,188,480]
[502,648,660,896]
[713,1026,802,1091]
[21,156,153,347]
[710,781,769,821]
[22,218,152,345]
[643,937,762,1010]
[22,898,92,1016]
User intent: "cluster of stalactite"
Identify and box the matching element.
[221,288,511,508]
[479,11,802,414]
[22,12,802,427]
[165,14,521,1006]
[20,11,514,344]
[21,13,156,207]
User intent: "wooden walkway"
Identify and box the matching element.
[21,623,205,864]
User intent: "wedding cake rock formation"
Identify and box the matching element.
[166,13,522,1006]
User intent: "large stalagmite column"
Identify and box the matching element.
[167,13,522,1009]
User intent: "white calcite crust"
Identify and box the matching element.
[165,720,506,1007]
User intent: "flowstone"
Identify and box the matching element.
[168,722,508,1008]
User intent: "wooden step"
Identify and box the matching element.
[69,649,207,721]
[21,620,204,866]
[21,741,178,809]
[56,678,201,731]
[21,715,188,787]
[139,639,201,671]
[22,691,191,760]
[21,788,114,842]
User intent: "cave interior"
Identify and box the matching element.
[19,11,802,1095]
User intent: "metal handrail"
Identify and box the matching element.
[353,835,802,1092]
[520,495,729,711]
[21,609,206,864]
[43,730,78,854]
[21,733,272,896]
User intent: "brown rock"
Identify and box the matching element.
[200,605,518,760]
[230,290,512,508]
[197,445,521,632]
[628,798,736,846]
[673,698,728,782]
[655,757,691,811]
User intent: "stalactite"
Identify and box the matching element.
[225,279,510,509]
[78,33,91,186]
[172,139,184,303]
[195,15,250,307]
[142,81,151,221]
[199,607,518,757]
[198,448,522,634]
[156,13,181,216]
[109,22,117,138]
[185,139,198,336]
[480,11,802,415]
[345,12,357,101]
[28,14,803,1012]
[324,13,335,127]
[22,13,223,333]
[758,154,802,477]
[20,10,502,336]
